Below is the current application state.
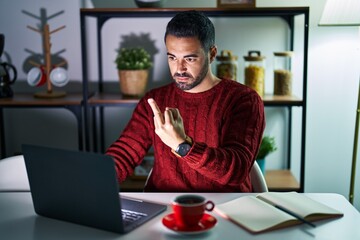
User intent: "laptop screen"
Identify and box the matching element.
[22,144,167,233]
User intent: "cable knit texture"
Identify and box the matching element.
[106,79,265,192]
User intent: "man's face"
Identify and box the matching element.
[165,35,210,92]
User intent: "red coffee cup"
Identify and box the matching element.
[171,194,214,229]
[27,66,46,87]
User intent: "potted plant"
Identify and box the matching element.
[256,136,277,174]
[115,47,153,97]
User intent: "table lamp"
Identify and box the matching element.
[319,0,360,204]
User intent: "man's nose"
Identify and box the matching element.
[176,59,187,73]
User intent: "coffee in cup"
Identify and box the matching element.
[171,194,214,228]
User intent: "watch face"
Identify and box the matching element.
[176,143,192,157]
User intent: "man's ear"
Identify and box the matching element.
[209,45,217,63]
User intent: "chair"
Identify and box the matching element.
[144,161,268,192]
[250,161,268,192]
[0,155,30,192]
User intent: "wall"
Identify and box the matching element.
[0,0,359,209]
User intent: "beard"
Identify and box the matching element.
[173,60,209,91]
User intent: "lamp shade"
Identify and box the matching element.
[319,0,360,26]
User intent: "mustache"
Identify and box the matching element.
[173,72,192,78]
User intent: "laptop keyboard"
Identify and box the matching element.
[121,209,148,225]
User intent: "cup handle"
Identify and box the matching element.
[205,200,215,211]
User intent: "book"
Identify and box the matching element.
[214,192,343,234]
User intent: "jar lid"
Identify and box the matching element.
[243,50,265,61]
[216,50,238,61]
[274,51,293,57]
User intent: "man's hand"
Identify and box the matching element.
[147,98,186,150]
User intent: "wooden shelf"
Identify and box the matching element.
[0,93,83,106]
[262,94,302,106]
[87,92,303,107]
[119,169,301,192]
[88,92,139,106]
[265,170,300,191]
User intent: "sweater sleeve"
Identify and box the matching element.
[183,90,265,188]
[105,96,153,183]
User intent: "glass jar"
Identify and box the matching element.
[273,51,293,96]
[244,51,265,97]
[216,50,238,81]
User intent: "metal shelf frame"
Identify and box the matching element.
[80,7,309,192]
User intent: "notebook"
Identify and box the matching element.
[22,144,167,234]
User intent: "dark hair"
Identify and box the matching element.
[164,10,215,53]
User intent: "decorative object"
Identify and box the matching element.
[319,0,360,205]
[216,50,238,81]
[273,51,293,96]
[26,24,68,98]
[115,47,152,97]
[217,0,255,8]
[256,136,277,174]
[244,51,265,98]
[134,0,167,8]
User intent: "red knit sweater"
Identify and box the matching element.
[106,79,265,192]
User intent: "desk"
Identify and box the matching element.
[0,192,358,239]
[0,93,83,158]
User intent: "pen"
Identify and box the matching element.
[274,205,316,228]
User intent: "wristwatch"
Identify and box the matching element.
[172,136,193,157]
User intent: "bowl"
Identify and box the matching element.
[134,0,166,8]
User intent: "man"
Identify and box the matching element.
[106,10,265,192]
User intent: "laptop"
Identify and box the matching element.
[22,144,167,234]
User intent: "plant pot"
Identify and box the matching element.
[118,70,148,97]
[256,159,265,175]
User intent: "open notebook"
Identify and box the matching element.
[215,191,343,234]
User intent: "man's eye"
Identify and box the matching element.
[168,56,176,61]
[186,57,196,62]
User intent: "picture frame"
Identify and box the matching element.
[217,0,256,8]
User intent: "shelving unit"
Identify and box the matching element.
[0,93,84,158]
[80,7,309,192]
